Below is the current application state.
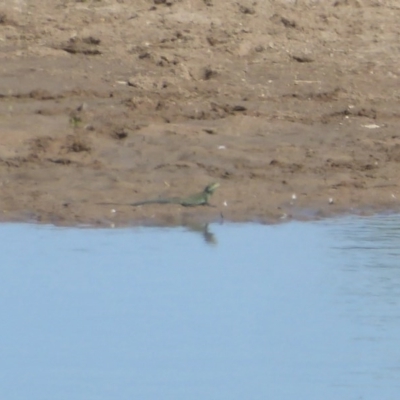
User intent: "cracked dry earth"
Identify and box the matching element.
[1,0,400,226]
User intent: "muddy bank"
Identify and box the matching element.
[1,0,400,227]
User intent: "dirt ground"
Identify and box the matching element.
[1,0,400,227]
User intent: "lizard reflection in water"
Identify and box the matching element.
[185,223,217,245]
[131,182,220,207]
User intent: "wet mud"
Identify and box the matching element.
[1,0,400,226]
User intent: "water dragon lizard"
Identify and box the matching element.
[98,182,220,207]
[131,182,220,207]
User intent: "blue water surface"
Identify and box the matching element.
[0,215,400,400]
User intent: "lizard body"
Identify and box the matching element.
[131,182,220,207]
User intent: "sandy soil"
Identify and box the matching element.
[1,0,400,227]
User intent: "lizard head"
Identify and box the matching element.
[204,182,220,194]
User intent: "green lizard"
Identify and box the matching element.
[131,182,220,207]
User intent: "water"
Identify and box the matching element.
[1,215,400,400]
